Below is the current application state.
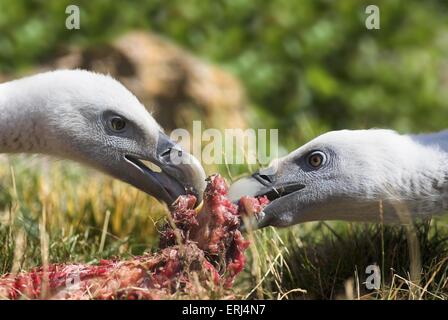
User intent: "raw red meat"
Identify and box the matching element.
[0,174,268,299]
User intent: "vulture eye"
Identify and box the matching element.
[307,151,326,169]
[109,116,127,132]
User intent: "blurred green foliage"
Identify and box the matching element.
[1,0,448,146]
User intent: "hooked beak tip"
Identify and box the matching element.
[156,136,206,205]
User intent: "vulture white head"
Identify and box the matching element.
[0,70,206,205]
[229,129,448,228]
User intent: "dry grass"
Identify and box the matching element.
[0,155,166,273]
[1,155,448,299]
[239,219,448,300]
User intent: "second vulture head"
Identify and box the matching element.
[229,129,448,229]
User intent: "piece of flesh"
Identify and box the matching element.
[0,174,269,300]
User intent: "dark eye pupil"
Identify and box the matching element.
[111,117,126,131]
[310,154,322,167]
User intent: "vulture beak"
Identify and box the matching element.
[124,132,206,207]
[228,167,304,230]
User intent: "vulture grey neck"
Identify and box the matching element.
[336,131,448,222]
[0,79,54,154]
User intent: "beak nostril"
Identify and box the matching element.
[160,148,172,158]
[253,172,274,186]
[259,174,272,184]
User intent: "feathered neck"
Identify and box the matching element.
[0,76,55,154]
